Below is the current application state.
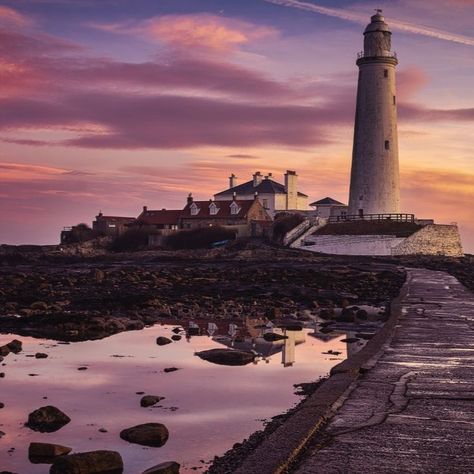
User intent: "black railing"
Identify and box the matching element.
[328,213,415,224]
[357,51,397,60]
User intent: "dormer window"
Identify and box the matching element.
[190,203,199,216]
[230,201,240,215]
[209,202,219,215]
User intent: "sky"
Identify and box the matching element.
[1,0,473,252]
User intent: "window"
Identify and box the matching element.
[393,95,396,105]
[209,203,219,215]
[262,199,269,209]
[108,224,116,228]
[384,69,388,78]
[385,140,390,150]
[190,203,199,216]
[230,202,240,215]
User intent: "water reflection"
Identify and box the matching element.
[0,317,372,473]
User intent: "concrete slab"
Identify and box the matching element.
[295,268,474,473]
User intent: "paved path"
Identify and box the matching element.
[295,268,474,474]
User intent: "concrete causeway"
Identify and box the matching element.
[295,268,474,473]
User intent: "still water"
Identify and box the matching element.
[0,322,362,473]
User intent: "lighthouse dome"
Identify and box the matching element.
[364,10,391,34]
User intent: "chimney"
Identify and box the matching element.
[229,173,238,188]
[143,206,148,213]
[284,170,298,210]
[187,193,193,205]
[253,171,262,187]
[264,172,273,180]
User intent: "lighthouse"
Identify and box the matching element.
[348,10,400,216]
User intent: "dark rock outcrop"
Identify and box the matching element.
[29,442,72,463]
[140,395,164,408]
[50,450,123,474]
[26,406,71,433]
[142,461,180,474]
[156,337,172,346]
[119,423,169,447]
[196,348,255,366]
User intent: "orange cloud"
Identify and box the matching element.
[0,162,69,181]
[95,13,277,51]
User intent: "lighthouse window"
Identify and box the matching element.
[385,140,390,150]
[384,69,388,78]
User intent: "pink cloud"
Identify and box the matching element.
[94,13,278,52]
[0,6,33,28]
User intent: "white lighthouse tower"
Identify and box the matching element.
[348,10,400,216]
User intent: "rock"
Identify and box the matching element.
[196,348,255,366]
[0,345,10,357]
[156,337,172,346]
[50,450,123,474]
[119,423,169,447]
[336,308,355,323]
[26,406,71,433]
[0,402,4,409]
[77,367,88,371]
[171,335,181,341]
[140,395,164,407]
[276,320,303,331]
[30,301,49,311]
[171,327,181,334]
[164,367,179,373]
[7,339,22,353]
[35,353,48,359]
[319,309,334,320]
[262,332,288,342]
[142,461,180,474]
[340,337,360,344]
[29,442,72,463]
[93,269,105,282]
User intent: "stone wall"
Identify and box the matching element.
[302,224,464,257]
[393,224,463,257]
[303,234,404,256]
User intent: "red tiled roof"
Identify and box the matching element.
[136,209,182,225]
[181,200,255,219]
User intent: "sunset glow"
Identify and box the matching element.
[1,0,473,251]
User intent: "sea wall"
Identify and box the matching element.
[303,224,464,257]
[303,234,404,256]
[393,224,463,257]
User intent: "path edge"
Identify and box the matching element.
[232,268,409,474]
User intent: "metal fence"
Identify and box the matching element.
[328,213,415,224]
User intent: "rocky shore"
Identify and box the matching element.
[0,244,406,342]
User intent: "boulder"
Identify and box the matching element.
[120,423,169,447]
[196,348,255,366]
[263,332,288,342]
[140,395,164,408]
[7,339,22,353]
[0,345,10,357]
[156,337,172,346]
[356,309,368,320]
[29,442,72,463]
[163,367,179,373]
[142,461,180,474]
[336,308,355,323]
[50,450,123,474]
[26,406,71,433]
[171,335,181,341]
[35,353,48,359]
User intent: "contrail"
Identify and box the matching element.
[264,0,474,46]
